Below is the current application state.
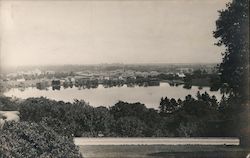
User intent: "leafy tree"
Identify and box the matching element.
[214,0,249,100]
[183,75,192,89]
[19,98,93,137]
[0,121,82,158]
[159,97,166,113]
[110,101,147,120]
[92,106,115,136]
[142,108,162,136]
[159,97,177,114]
[214,0,249,146]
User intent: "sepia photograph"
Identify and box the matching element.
[0,0,249,157]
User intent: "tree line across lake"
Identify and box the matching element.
[0,92,240,138]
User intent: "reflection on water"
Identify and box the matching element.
[4,83,222,108]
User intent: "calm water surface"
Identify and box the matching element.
[4,83,222,108]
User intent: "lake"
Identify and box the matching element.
[4,83,222,108]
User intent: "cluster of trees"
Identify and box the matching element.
[75,79,99,89]
[157,70,222,91]
[6,68,219,92]
[159,92,225,137]
[102,77,160,88]
[54,76,160,90]
[183,70,221,90]
[16,98,150,137]
[0,92,237,138]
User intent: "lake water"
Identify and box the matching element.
[4,83,222,108]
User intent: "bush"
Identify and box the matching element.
[0,96,18,111]
[41,117,75,137]
[110,101,148,120]
[114,116,147,137]
[0,121,82,158]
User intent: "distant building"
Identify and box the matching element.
[177,68,193,74]
[150,71,160,76]
[177,73,186,78]
[104,76,110,80]
[45,70,55,75]
[118,76,124,80]
[75,72,94,79]
[16,78,25,82]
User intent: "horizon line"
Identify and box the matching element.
[3,62,219,68]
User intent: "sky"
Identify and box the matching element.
[0,0,229,68]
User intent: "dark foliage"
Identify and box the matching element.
[14,93,227,137]
[110,101,148,120]
[0,121,82,158]
[214,0,249,101]
[0,92,237,138]
[214,0,249,146]
[19,98,113,137]
[0,96,18,111]
[114,116,147,137]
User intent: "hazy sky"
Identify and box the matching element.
[1,0,229,67]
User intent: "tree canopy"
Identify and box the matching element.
[214,0,249,146]
[213,0,249,101]
[0,121,82,158]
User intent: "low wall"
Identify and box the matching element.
[74,137,240,146]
